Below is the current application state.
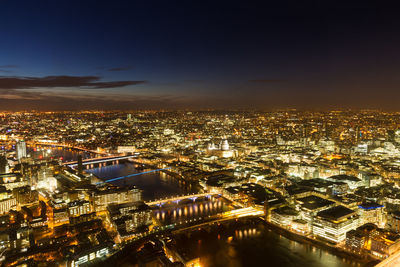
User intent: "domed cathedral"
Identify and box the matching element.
[207,138,235,158]
[220,139,230,151]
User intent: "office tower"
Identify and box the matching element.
[16,140,27,161]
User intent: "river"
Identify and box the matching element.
[88,162,365,267]
[168,219,363,267]
[40,147,365,267]
[87,162,197,201]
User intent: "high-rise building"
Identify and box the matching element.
[16,140,27,161]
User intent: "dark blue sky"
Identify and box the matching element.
[1,1,400,110]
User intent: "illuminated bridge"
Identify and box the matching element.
[171,207,265,233]
[96,167,171,185]
[31,141,108,155]
[130,206,265,241]
[146,193,219,206]
[63,155,135,168]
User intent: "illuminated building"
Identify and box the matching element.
[291,219,310,234]
[69,243,112,267]
[0,186,9,201]
[296,195,335,226]
[68,200,92,217]
[117,145,135,154]
[287,163,319,179]
[12,186,39,205]
[354,143,368,154]
[370,230,400,258]
[270,206,299,228]
[36,176,58,192]
[357,203,384,227]
[221,139,229,151]
[0,173,28,190]
[92,186,141,212]
[163,128,174,135]
[312,205,358,243]
[52,207,69,226]
[16,140,27,161]
[206,139,235,158]
[107,201,152,236]
[0,197,16,214]
[387,211,400,233]
[326,175,364,190]
[30,216,48,228]
[346,223,377,253]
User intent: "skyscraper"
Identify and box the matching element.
[127,113,132,121]
[16,140,27,161]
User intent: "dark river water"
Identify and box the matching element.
[40,147,366,267]
[153,195,231,225]
[28,145,94,161]
[88,162,366,267]
[170,219,364,267]
[86,162,197,201]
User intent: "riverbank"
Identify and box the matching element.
[127,159,203,191]
[260,218,380,266]
[88,160,376,265]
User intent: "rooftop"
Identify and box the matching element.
[317,205,356,221]
[297,195,335,211]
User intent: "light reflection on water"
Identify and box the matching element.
[27,146,94,161]
[154,197,228,225]
[39,147,366,267]
[87,162,197,201]
[170,220,364,267]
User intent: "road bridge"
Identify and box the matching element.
[31,141,108,155]
[146,192,219,206]
[63,155,135,167]
[96,167,171,185]
[171,207,264,233]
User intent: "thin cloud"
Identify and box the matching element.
[0,70,12,73]
[248,79,287,83]
[0,75,146,89]
[0,90,188,110]
[184,80,204,83]
[0,65,18,73]
[107,67,132,72]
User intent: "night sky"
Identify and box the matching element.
[1,1,400,110]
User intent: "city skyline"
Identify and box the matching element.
[3,3,400,265]
[1,2,400,110]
